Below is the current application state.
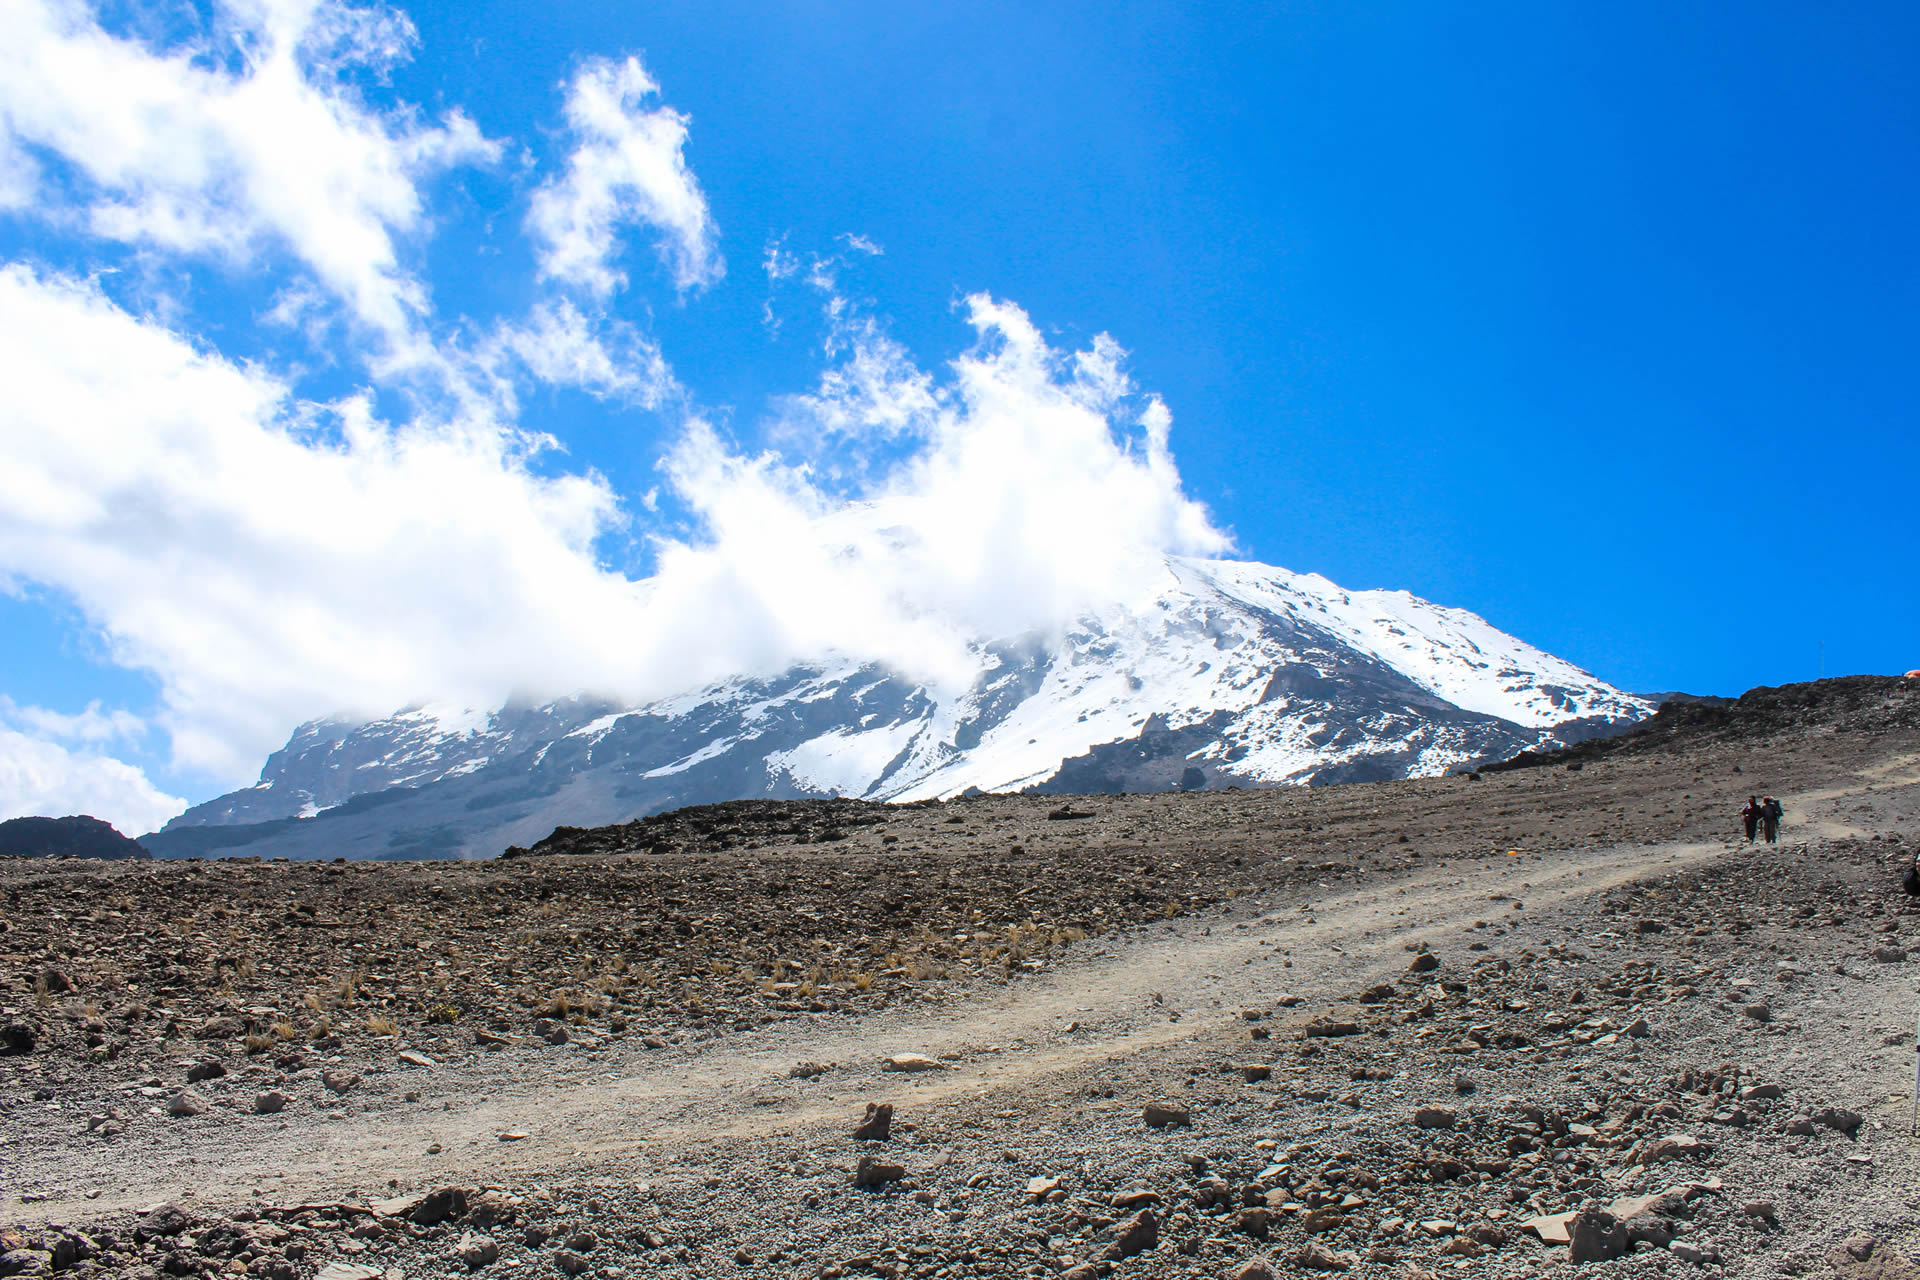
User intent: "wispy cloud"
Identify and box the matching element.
[527,55,722,296]
[0,0,498,353]
[0,696,146,745]
[484,299,679,406]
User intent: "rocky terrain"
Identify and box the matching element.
[6,675,1920,1280]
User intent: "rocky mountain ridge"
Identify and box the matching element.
[147,556,1651,859]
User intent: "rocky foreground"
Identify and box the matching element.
[6,676,1920,1279]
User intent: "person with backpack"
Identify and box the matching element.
[1741,796,1762,843]
[1761,796,1783,844]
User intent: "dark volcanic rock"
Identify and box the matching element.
[0,815,148,859]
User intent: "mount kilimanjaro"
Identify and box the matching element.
[144,557,1651,859]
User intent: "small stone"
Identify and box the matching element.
[550,1251,590,1277]
[1873,945,1907,963]
[1026,1177,1061,1200]
[254,1091,287,1115]
[853,1102,893,1141]
[883,1053,943,1072]
[1841,1236,1877,1262]
[137,1205,194,1241]
[1635,1133,1709,1165]
[313,1266,382,1280]
[1413,1106,1457,1130]
[1142,1102,1191,1128]
[1739,1083,1783,1101]
[1237,1207,1276,1239]
[497,1131,528,1142]
[167,1090,209,1117]
[1303,1020,1360,1038]
[789,1061,831,1079]
[186,1060,228,1083]
[1242,1064,1271,1082]
[1452,1074,1476,1094]
[397,1050,435,1067]
[1567,1207,1630,1263]
[1813,1105,1864,1134]
[454,1233,497,1270]
[1782,1115,1816,1136]
[1670,1240,1721,1264]
[411,1188,469,1226]
[1232,1262,1278,1280]
[1294,1241,1353,1272]
[1103,1209,1157,1261]
[1743,1201,1778,1222]
[1408,951,1440,973]
[1626,1017,1651,1038]
[852,1156,906,1188]
[321,1070,361,1094]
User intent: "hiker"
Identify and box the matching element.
[1761,795,1783,844]
[1741,795,1762,843]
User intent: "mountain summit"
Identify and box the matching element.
[148,557,1649,859]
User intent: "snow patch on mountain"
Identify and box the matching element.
[150,556,1651,857]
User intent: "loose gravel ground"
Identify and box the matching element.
[7,676,1920,1280]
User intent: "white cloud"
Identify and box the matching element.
[0,0,499,348]
[0,264,653,779]
[485,299,678,405]
[0,696,146,745]
[655,293,1231,685]
[0,261,1226,785]
[0,727,186,834]
[527,55,722,296]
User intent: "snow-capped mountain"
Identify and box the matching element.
[147,557,1651,859]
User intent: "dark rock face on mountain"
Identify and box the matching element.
[0,815,149,859]
[1485,676,1919,775]
[147,556,1653,860]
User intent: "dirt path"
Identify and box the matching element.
[1781,751,1920,840]
[17,837,1728,1221]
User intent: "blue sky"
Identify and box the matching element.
[2,1,1915,831]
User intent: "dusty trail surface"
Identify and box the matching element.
[10,837,1722,1216]
[7,674,1920,1280]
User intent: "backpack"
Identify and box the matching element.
[1904,855,1920,897]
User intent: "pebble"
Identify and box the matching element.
[453,1232,497,1269]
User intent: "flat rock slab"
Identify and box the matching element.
[315,1266,384,1280]
[883,1053,944,1072]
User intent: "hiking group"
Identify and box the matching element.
[1741,794,1783,843]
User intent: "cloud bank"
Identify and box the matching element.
[0,0,1226,828]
